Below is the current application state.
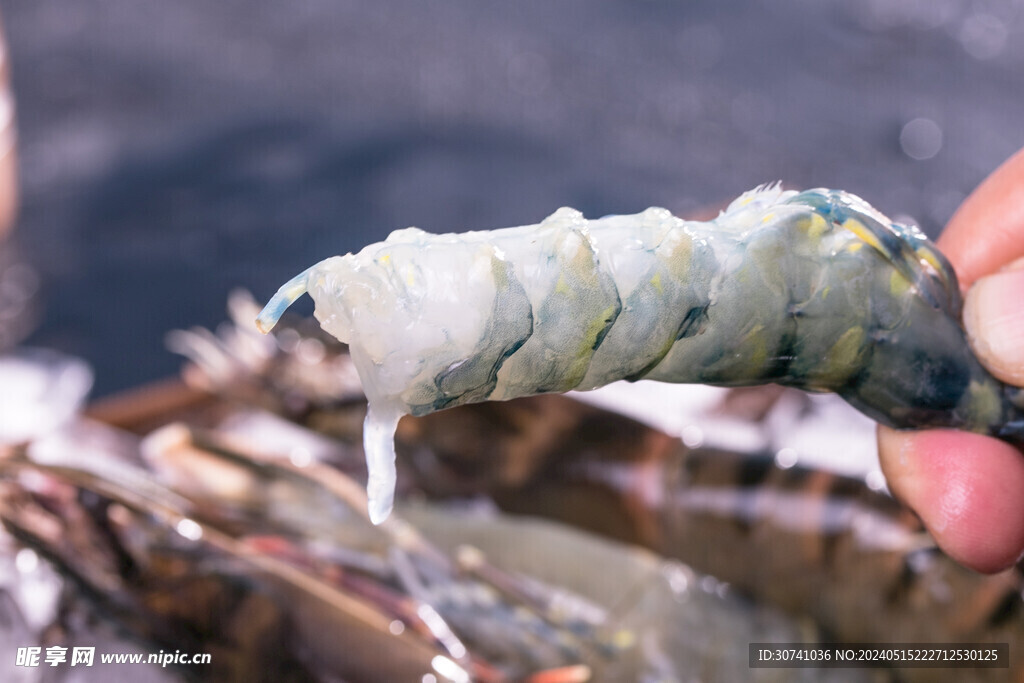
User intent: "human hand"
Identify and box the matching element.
[878,146,1024,573]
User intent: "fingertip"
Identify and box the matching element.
[963,265,1024,386]
[939,146,1024,287]
[878,427,1024,573]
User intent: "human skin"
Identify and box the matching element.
[0,15,16,240]
[879,146,1024,573]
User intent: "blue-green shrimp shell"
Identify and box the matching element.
[257,185,1024,523]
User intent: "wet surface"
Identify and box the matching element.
[2,0,1023,395]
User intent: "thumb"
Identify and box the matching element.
[963,259,1024,386]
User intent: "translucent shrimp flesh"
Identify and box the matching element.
[257,185,1024,523]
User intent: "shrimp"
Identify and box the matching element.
[256,185,1024,523]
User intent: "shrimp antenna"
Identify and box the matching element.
[255,267,312,334]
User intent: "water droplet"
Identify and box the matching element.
[296,337,326,365]
[865,470,888,492]
[959,13,1008,61]
[15,548,39,574]
[176,518,203,541]
[775,447,799,469]
[900,118,943,161]
[681,424,704,448]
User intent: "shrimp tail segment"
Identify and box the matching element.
[256,267,312,334]
[787,189,962,318]
[1003,388,1024,445]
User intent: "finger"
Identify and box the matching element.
[939,146,1024,288]
[963,260,1024,385]
[878,426,1024,573]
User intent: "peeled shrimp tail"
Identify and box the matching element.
[256,185,1024,523]
[256,267,312,334]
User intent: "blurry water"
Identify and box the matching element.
[0,0,1021,395]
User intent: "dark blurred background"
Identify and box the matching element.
[2,0,1022,396]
